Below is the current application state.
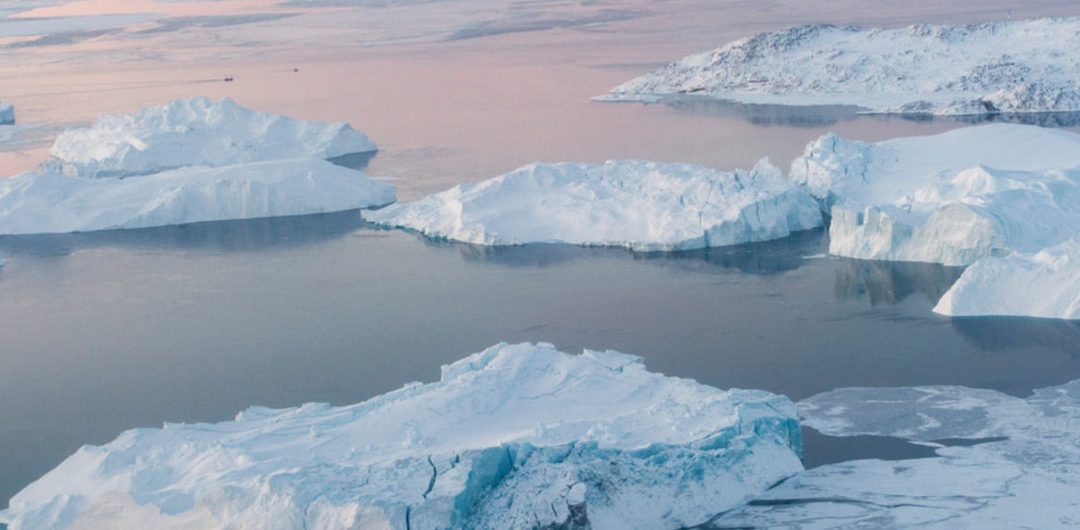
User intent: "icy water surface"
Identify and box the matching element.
[3,0,1080,510]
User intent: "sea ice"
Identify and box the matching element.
[934,240,1080,319]
[603,17,1080,116]
[364,159,823,251]
[0,159,394,235]
[790,124,1080,265]
[48,97,377,178]
[0,342,803,530]
[716,380,1080,528]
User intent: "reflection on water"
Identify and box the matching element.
[834,258,964,307]
[656,96,863,128]
[902,111,1080,128]
[953,318,1080,354]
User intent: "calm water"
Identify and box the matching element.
[3,0,1080,509]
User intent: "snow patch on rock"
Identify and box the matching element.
[605,17,1080,116]
[365,159,823,251]
[0,342,803,530]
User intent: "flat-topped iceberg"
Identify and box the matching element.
[48,97,377,178]
[0,159,395,235]
[934,240,1080,319]
[604,17,1080,116]
[717,379,1080,528]
[365,159,823,251]
[0,342,803,530]
[0,100,12,124]
[791,124,1080,266]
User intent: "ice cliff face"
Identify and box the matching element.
[365,159,823,251]
[717,379,1080,527]
[0,342,803,530]
[0,100,12,124]
[0,159,395,235]
[790,124,1080,266]
[605,17,1080,116]
[48,97,377,178]
[934,240,1080,319]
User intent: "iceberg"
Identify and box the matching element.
[0,159,394,235]
[716,379,1080,528]
[603,17,1080,116]
[364,159,823,251]
[791,124,1080,265]
[48,97,377,178]
[0,100,12,124]
[0,342,803,530]
[934,240,1080,319]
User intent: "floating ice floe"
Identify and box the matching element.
[934,240,1080,319]
[0,98,393,235]
[48,97,377,178]
[365,159,823,251]
[0,100,12,124]
[0,159,395,235]
[790,124,1080,266]
[0,342,803,530]
[716,379,1080,528]
[603,17,1080,116]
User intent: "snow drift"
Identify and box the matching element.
[364,159,823,251]
[0,342,803,530]
[717,379,1080,528]
[0,159,395,235]
[934,240,1080,319]
[48,97,377,178]
[604,17,1080,116]
[790,124,1080,266]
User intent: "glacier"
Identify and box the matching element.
[716,379,1080,528]
[0,100,12,125]
[364,159,823,251]
[790,124,1080,266]
[934,240,1080,319]
[48,97,377,178]
[603,17,1080,116]
[0,342,803,530]
[0,159,395,235]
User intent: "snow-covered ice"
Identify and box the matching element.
[603,17,1080,116]
[791,124,1080,266]
[934,240,1080,319]
[716,379,1080,528]
[364,159,823,251]
[0,342,803,530]
[48,97,377,178]
[0,159,395,235]
[0,100,12,124]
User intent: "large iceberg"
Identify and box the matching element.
[0,159,395,235]
[934,240,1080,319]
[364,159,823,251]
[0,100,12,124]
[0,98,393,235]
[603,17,1080,116]
[716,379,1080,528]
[48,97,377,178]
[0,342,803,530]
[791,124,1080,266]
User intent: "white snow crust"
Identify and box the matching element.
[48,97,377,178]
[605,17,1080,116]
[364,159,823,251]
[0,342,803,530]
